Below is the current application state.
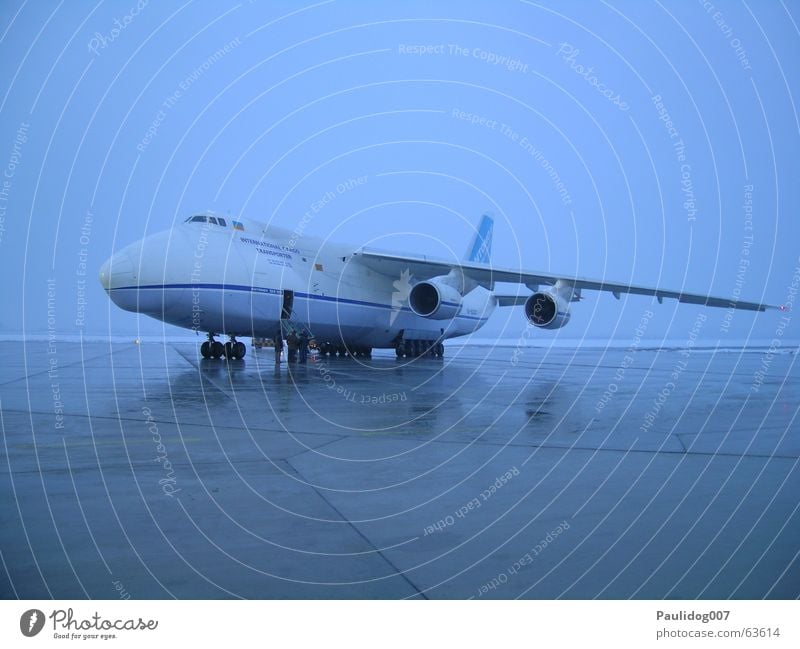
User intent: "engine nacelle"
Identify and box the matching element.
[409,278,463,319]
[525,291,571,329]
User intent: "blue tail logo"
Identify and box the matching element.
[465,214,493,264]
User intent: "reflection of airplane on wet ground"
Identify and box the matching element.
[100,214,776,360]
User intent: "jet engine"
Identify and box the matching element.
[524,291,571,329]
[409,277,463,319]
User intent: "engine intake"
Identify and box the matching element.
[525,291,571,329]
[409,279,462,319]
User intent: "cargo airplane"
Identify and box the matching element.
[99,214,775,359]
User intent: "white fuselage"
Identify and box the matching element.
[100,218,497,348]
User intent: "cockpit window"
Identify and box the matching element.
[184,215,230,227]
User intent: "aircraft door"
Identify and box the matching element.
[281,290,294,319]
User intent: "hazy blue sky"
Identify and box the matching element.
[1,0,798,343]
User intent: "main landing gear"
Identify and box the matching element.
[200,334,246,360]
[395,339,444,359]
[316,342,372,358]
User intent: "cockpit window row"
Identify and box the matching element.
[185,215,228,227]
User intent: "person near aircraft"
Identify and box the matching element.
[274,328,283,366]
[299,331,310,364]
[287,332,299,362]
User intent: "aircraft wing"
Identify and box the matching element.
[353,249,777,312]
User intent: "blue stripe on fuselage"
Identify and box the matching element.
[109,283,491,321]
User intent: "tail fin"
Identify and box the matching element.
[465,214,493,264]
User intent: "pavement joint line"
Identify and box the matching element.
[283,435,350,460]
[1,407,797,461]
[284,455,429,599]
[0,349,123,387]
[280,433,800,462]
[673,434,688,453]
[174,346,270,402]
[5,404,791,436]
[1,454,330,476]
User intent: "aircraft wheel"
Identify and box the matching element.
[210,341,224,359]
[395,344,404,358]
[435,343,444,357]
[234,342,246,359]
[201,341,212,359]
[364,347,372,358]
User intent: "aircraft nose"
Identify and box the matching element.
[99,231,187,316]
[98,250,136,291]
[98,258,111,290]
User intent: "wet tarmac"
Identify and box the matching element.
[1,341,798,599]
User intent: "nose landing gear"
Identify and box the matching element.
[200,334,246,360]
[201,334,224,359]
[225,338,247,360]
